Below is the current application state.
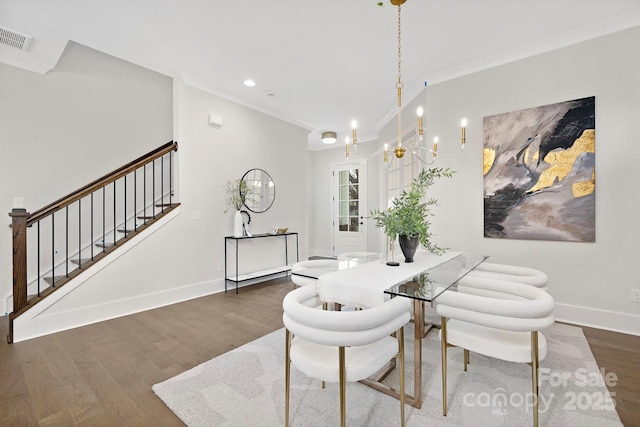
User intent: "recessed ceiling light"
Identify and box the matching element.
[243,79,256,87]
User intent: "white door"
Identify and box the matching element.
[332,161,367,257]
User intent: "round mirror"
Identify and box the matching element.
[240,169,275,213]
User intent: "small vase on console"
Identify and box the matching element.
[233,210,243,237]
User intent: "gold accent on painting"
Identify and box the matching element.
[483,148,496,175]
[526,129,595,194]
[572,170,596,198]
[572,180,595,197]
[524,146,540,165]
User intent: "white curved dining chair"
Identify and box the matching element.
[436,278,554,427]
[466,262,549,291]
[290,259,336,288]
[283,285,411,427]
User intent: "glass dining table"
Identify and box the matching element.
[291,251,488,409]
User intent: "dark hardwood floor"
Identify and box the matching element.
[582,325,640,426]
[1,277,638,426]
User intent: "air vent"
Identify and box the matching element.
[0,26,32,51]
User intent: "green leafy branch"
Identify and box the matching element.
[370,167,454,255]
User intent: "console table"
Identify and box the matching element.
[224,232,299,293]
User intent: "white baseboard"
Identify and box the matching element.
[13,278,221,342]
[12,271,292,343]
[554,302,640,336]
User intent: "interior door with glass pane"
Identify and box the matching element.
[332,162,367,257]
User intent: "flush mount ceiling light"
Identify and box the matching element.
[321,131,337,144]
[243,79,256,87]
[345,0,467,166]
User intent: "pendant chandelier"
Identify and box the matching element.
[345,0,467,166]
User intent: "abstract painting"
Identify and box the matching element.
[483,96,595,242]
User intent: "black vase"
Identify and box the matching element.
[398,234,420,263]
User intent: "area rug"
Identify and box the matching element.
[153,323,622,426]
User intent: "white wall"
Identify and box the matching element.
[374,26,640,335]
[171,77,310,274]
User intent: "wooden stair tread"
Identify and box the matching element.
[43,275,66,285]
[95,242,115,248]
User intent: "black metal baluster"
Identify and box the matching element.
[113,181,117,246]
[51,212,55,287]
[124,174,127,237]
[37,221,41,296]
[65,206,69,277]
[153,159,156,218]
[161,155,164,212]
[134,169,137,231]
[78,199,82,269]
[91,193,94,260]
[169,151,173,205]
[143,164,147,221]
[102,187,106,253]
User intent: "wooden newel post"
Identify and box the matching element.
[10,208,30,315]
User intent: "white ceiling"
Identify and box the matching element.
[2,0,640,150]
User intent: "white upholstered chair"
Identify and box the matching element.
[435,278,555,427]
[466,262,549,291]
[283,285,411,426]
[290,259,336,287]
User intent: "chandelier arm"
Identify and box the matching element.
[419,145,466,157]
[385,156,395,170]
[410,149,436,166]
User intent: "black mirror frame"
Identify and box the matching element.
[240,168,276,213]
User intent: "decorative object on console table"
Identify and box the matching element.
[371,168,454,263]
[224,179,249,238]
[240,210,252,236]
[233,211,243,238]
[267,227,288,235]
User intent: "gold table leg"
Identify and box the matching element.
[359,299,424,409]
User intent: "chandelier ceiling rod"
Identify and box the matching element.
[345,0,467,167]
[394,0,406,159]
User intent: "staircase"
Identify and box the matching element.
[7,141,179,343]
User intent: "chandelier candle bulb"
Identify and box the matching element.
[461,118,467,144]
[345,137,350,158]
[384,143,389,163]
[417,106,424,135]
[351,120,358,145]
[433,136,438,158]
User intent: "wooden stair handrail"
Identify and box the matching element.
[27,141,177,226]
